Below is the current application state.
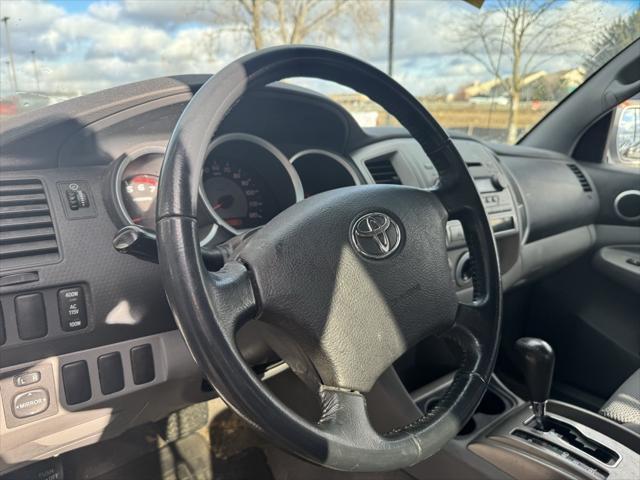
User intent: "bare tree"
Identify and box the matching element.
[454,0,596,143]
[584,8,640,75]
[202,0,380,51]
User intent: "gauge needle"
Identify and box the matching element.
[211,195,234,210]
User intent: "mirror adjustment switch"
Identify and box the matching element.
[62,360,92,405]
[58,287,87,331]
[130,344,155,385]
[14,371,41,387]
[15,293,47,340]
[98,352,124,394]
[12,388,49,418]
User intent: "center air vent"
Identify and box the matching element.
[365,157,401,184]
[0,179,60,270]
[567,164,592,192]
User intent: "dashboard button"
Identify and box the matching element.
[14,371,41,387]
[62,360,92,405]
[98,352,124,395]
[15,293,47,340]
[12,388,49,418]
[58,287,87,331]
[130,344,155,385]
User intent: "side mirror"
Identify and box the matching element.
[616,106,640,164]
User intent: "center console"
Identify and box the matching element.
[444,139,522,299]
[470,400,639,480]
[409,338,640,479]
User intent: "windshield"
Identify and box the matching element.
[1,0,638,143]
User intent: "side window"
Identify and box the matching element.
[608,96,640,167]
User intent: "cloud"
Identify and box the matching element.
[86,25,172,61]
[0,0,65,34]
[0,0,637,100]
[119,0,206,28]
[87,1,122,21]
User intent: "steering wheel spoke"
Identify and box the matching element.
[205,261,258,337]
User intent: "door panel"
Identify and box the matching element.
[583,163,640,227]
[526,256,639,407]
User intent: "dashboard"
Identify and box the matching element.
[0,75,600,471]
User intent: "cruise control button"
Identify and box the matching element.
[12,388,49,418]
[58,287,87,331]
[14,371,41,387]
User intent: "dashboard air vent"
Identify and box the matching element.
[0,179,60,269]
[365,157,401,185]
[567,164,592,192]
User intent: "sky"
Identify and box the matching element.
[0,0,636,99]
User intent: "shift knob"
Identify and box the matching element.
[515,337,555,429]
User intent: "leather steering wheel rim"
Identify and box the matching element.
[156,46,502,472]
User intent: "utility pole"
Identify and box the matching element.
[1,16,18,93]
[387,0,395,77]
[31,50,40,92]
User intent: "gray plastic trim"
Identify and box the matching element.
[594,224,640,247]
[0,330,206,471]
[469,402,640,480]
[592,245,640,294]
[289,148,361,185]
[350,137,430,188]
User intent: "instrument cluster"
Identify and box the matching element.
[115,134,361,239]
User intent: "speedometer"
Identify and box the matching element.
[202,160,273,230]
[201,133,303,233]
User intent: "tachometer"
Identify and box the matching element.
[121,174,158,229]
[114,146,218,244]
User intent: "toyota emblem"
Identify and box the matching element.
[350,212,402,259]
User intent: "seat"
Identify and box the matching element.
[600,369,640,434]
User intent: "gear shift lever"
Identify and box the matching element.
[515,337,555,430]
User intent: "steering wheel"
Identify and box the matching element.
[156,46,501,472]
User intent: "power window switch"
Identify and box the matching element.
[58,287,87,331]
[626,257,640,267]
[12,388,49,418]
